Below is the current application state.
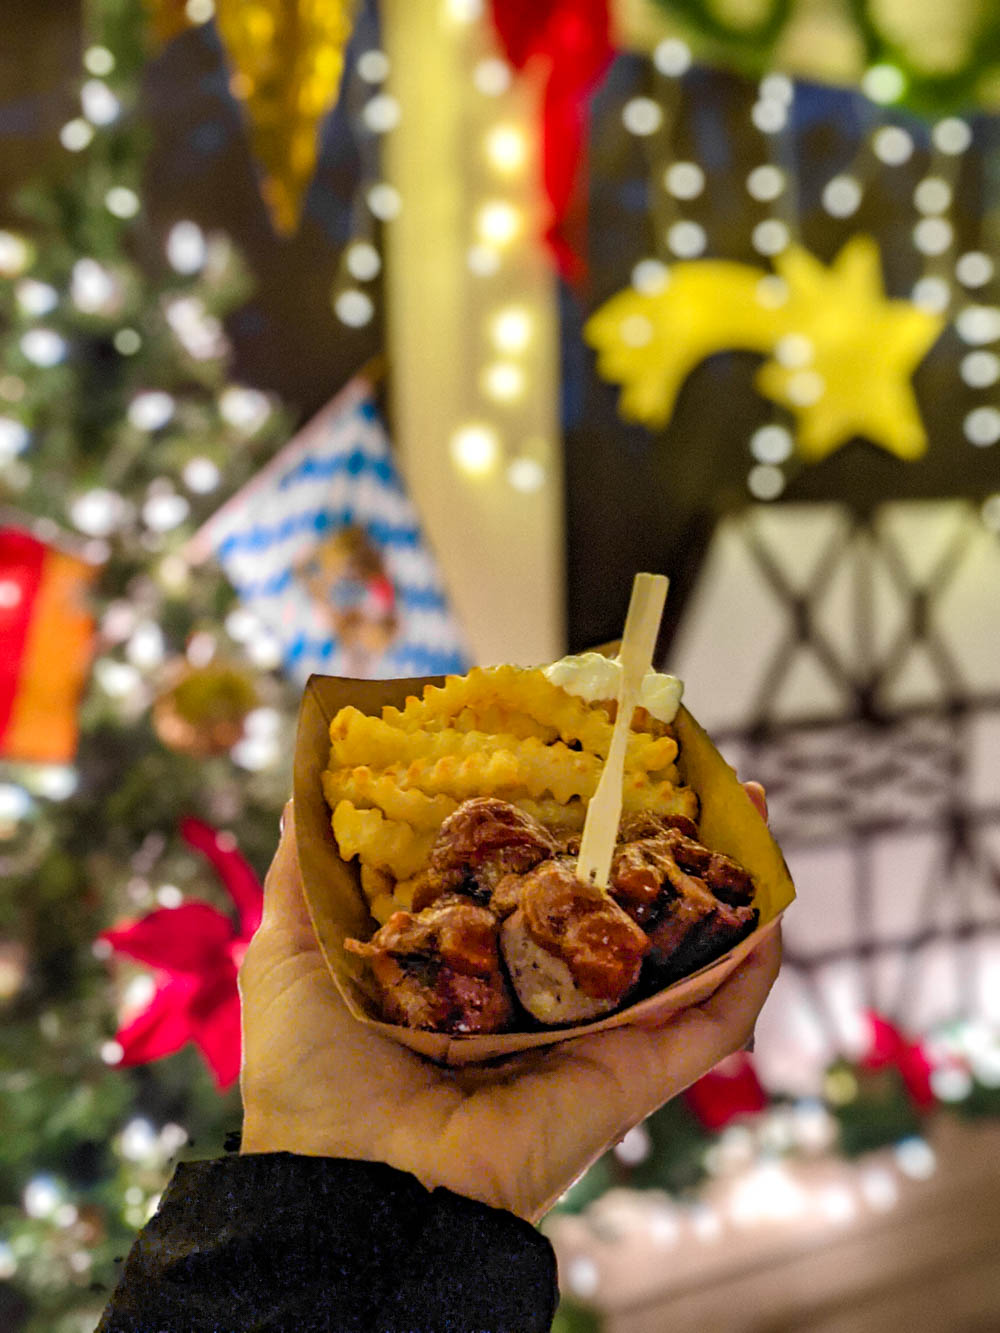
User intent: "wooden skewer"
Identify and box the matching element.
[576,572,669,891]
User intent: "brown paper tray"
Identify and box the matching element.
[293,673,794,1066]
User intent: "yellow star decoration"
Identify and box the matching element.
[584,236,945,463]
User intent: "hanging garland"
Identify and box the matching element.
[648,0,1000,114]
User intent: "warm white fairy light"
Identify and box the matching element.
[84,46,115,76]
[913,217,953,256]
[961,350,1000,388]
[114,327,142,355]
[106,186,140,219]
[0,230,30,276]
[60,118,94,152]
[16,279,59,316]
[0,417,29,459]
[0,783,33,821]
[225,607,260,642]
[165,295,226,360]
[156,884,184,908]
[786,370,825,405]
[467,244,501,276]
[930,1066,973,1101]
[760,73,794,105]
[872,124,913,165]
[21,329,67,367]
[450,423,499,477]
[127,621,166,669]
[665,161,705,199]
[472,57,511,97]
[444,0,483,22]
[23,1176,62,1219]
[667,220,706,258]
[128,391,175,432]
[613,1124,652,1166]
[185,0,215,21]
[955,251,994,288]
[751,99,787,134]
[933,117,972,155]
[756,275,789,308]
[746,164,785,201]
[366,183,402,220]
[730,1163,806,1225]
[822,175,862,218]
[965,407,1000,447]
[862,64,905,104]
[334,289,375,327]
[119,1118,158,1163]
[484,124,527,175]
[345,241,381,281]
[219,385,271,432]
[166,220,207,274]
[956,305,1000,344]
[480,361,525,402]
[818,1184,857,1226]
[914,177,952,215]
[357,50,390,84]
[565,1256,600,1299]
[476,201,521,247]
[911,277,950,313]
[71,259,120,314]
[752,219,789,255]
[748,463,786,499]
[653,38,692,78]
[142,492,190,532]
[894,1137,936,1179]
[622,97,663,136]
[101,1040,124,1065]
[631,258,669,294]
[490,306,533,353]
[506,456,545,493]
[775,333,813,367]
[362,93,400,134]
[81,80,120,125]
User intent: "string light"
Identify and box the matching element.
[490,306,533,353]
[622,97,663,136]
[444,0,483,22]
[862,64,906,104]
[565,1256,600,1299]
[666,221,706,258]
[15,280,59,316]
[506,456,545,492]
[450,423,499,476]
[894,1137,936,1179]
[70,488,126,536]
[933,117,972,155]
[20,329,67,367]
[480,361,525,402]
[664,161,705,199]
[476,201,521,247]
[484,125,527,175]
[467,244,501,276]
[631,258,669,294]
[914,177,952,215]
[81,80,120,125]
[964,407,1000,447]
[822,175,862,218]
[0,230,30,276]
[960,351,999,388]
[83,46,115,76]
[71,259,121,314]
[472,57,511,97]
[912,217,953,256]
[748,463,785,499]
[219,386,271,432]
[752,219,789,255]
[751,99,787,134]
[0,417,29,459]
[127,621,166,669]
[334,289,375,326]
[60,117,94,151]
[185,0,215,21]
[955,252,993,287]
[760,73,794,105]
[105,186,140,219]
[166,220,207,274]
[746,164,785,201]
[366,183,401,220]
[113,328,142,355]
[620,314,654,347]
[361,94,400,134]
[128,391,175,432]
[652,38,692,78]
[956,305,1000,344]
[345,241,381,281]
[142,492,190,532]
[872,125,914,165]
[911,277,950,313]
[357,50,390,84]
[165,295,226,360]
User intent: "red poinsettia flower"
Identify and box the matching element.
[99,818,264,1090]
[860,1011,935,1110]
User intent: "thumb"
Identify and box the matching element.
[259,801,317,948]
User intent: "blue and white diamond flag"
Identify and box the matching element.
[188,378,468,681]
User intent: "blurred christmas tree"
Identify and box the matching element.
[0,2,299,1328]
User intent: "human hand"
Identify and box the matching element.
[238,798,780,1223]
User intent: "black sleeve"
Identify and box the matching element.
[96,1152,559,1333]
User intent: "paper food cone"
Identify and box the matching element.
[293,673,794,1066]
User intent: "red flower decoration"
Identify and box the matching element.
[489,0,613,278]
[860,1012,935,1110]
[684,1051,769,1130]
[99,818,264,1090]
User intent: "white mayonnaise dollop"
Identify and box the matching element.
[542,652,683,724]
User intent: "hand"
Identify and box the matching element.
[238,798,781,1223]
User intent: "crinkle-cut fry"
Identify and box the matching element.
[323,766,458,830]
[450,704,558,742]
[620,778,699,819]
[360,863,395,905]
[329,706,675,774]
[397,743,598,805]
[331,800,435,880]
[380,666,625,756]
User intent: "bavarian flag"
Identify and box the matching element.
[0,525,98,763]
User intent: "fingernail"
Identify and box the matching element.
[279,799,293,835]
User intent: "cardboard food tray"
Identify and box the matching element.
[293,673,794,1066]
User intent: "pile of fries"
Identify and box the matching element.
[323,665,698,924]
